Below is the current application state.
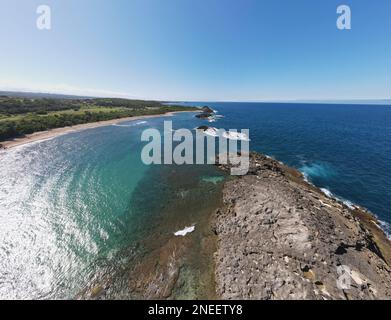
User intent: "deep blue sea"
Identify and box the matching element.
[1,102,390,299]
[189,102,391,235]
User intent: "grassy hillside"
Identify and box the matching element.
[0,96,196,141]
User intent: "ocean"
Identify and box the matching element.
[198,102,391,234]
[0,102,390,299]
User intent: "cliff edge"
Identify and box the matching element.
[214,152,391,299]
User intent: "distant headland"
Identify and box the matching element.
[0,94,199,149]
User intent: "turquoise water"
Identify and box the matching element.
[0,121,149,298]
[1,103,391,299]
[0,115,224,299]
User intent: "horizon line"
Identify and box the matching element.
[1,89,391,105]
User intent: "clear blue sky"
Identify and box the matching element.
[0,0,390,101]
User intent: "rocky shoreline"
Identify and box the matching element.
[195,106,216,120]
[213,152,391,299]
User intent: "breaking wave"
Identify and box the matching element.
[174,226,195,237]
[112,121,147,127]
[300,162,336,180]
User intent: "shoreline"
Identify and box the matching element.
[213,152,391,299]
[77,164,223,300]
[0,110,197,150]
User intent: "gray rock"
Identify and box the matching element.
[213,152,391,300]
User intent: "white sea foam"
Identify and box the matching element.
[201,176,225,184]
[206,114,223,123]
[199,128,250,140]
[378,220,391,240]
[222,131,250,141]
[174,226,195,237]
[342,200,355,210]
[201,127,219,137]
[320,188,334,198]
[112,124,131,127]
[320,188,357,210]
[112,121,147,127]
[99,229,109,241]
[299,162,336,180]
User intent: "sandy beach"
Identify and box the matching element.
[0,111,197,150]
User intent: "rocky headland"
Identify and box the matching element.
[195,106,215,120]
[213,152,391,299]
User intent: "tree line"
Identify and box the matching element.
[0,97,195,141]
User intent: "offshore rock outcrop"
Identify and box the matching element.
[213,152,391,300]
[195,106,215,119]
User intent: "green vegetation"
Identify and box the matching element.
[0,96,196,141]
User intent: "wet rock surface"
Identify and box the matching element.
[214,152,391,300]
[77,164,223,300]
[195,106,215,119]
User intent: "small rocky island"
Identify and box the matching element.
[195,106,216,120]
[213,152,391,299]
